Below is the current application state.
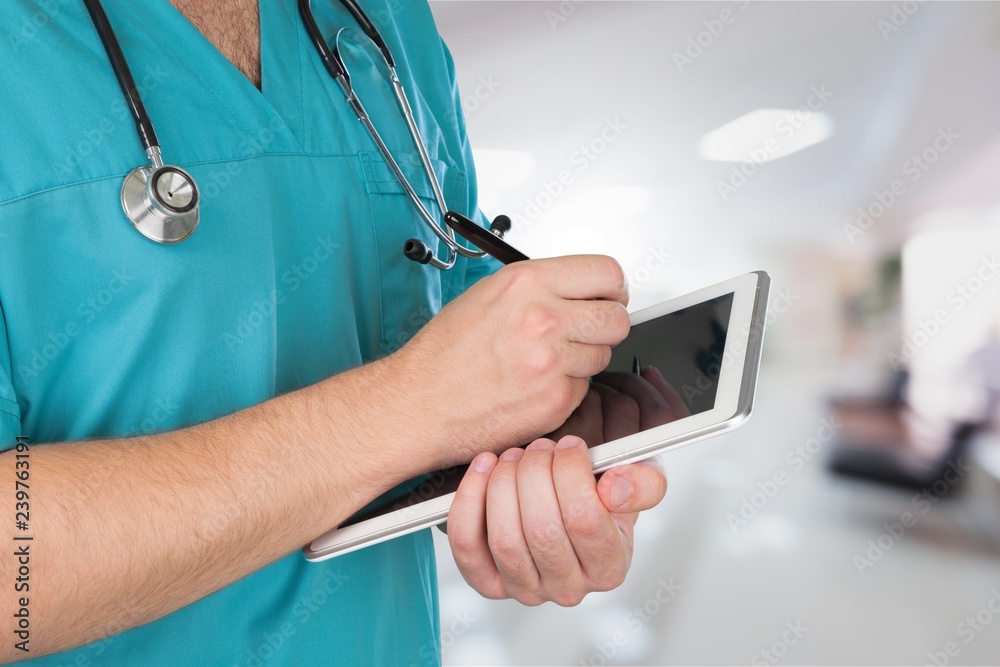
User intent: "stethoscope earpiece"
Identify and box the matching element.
[402,239,434,265]
[489,215,512,237]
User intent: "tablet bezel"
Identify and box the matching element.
[304,271,770,561]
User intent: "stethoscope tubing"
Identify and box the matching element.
[82,0,159,153]
[82,0,502,263]
[299,0,490,268]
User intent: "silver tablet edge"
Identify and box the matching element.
[303,506,450,561]
[591,270,770,473]
[737,270,771,420]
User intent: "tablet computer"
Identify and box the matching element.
[304,270,770,562]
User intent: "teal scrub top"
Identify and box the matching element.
[0,0,498,664]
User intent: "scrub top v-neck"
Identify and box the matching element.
[0,1,498,664]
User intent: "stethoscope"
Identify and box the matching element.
[82,0,512,270]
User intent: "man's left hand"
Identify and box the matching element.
[447,436,667,606]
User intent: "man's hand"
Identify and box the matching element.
[447,435,667,606]
[396,256,631,470]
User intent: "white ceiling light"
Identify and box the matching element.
[698,108,834,163]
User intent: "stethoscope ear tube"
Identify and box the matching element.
[337,0,395,66]
[302,5,502,270]
[298,0,349,80]
[83,0,158,152]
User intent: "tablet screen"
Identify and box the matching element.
[603,292,733,416]
[341,291,735,528]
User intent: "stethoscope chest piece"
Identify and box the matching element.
[121,163,200,244]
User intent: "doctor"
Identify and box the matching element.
[0,0,667,664]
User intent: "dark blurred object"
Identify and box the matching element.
[829,417,977,490]
[828,370,980,491]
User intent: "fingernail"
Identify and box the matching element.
[530,439,554,451]
[501,448,525,462]
[611,476,631,509]
[474,453,495,473]
[556,436,585,450]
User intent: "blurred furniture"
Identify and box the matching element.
[828,228,1000,491]
[828,399,978,490]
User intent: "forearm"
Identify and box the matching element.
[0,356,427,661]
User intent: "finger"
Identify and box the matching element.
[525,255,629,306]
[564,342,612,379]
[517,439,588,604]
[642,366,692,419]
[486,448,542,602]
[563,299,631,346]
[596,461,668,516]
[551,436,630,592]
[590,382,640,442]
[448,453,506,599]
[549,388,604,445]
[593,371,673,429]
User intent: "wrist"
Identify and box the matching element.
[314,353,439,487]
[375,347,476,472]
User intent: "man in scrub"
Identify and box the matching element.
[0,0,668,664]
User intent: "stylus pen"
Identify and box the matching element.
[632,355,641,376]
[443,211,531,264]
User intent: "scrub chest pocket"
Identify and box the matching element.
[361,150,469,355]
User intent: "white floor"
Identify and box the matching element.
[433,362,1000,665]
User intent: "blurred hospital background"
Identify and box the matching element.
[426,1,1000,664]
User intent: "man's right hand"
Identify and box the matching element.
[394,255,631,469]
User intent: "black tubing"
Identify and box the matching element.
[82,0,159,151]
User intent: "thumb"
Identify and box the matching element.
[596,459,668,515]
